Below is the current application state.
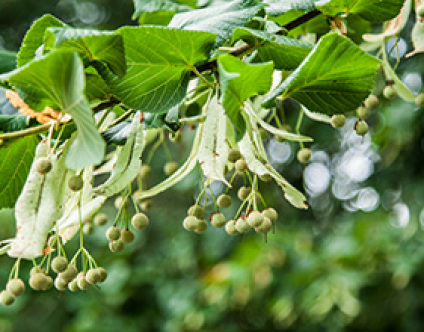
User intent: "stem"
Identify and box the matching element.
[179,114,207,124]
[0,121,65,141]
[191,66,215,89]
[295,108,305,148]
[102,108,135,131]
[280,10,321,32]
[0,99,120,142]
[195,10,322,73]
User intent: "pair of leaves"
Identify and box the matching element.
[265,33,381,115]
[1,50,106,170]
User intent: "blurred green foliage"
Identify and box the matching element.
[2,1,424,331]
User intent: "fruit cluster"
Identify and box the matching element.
[0,255,108,306]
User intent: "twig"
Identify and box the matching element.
[195,9,322,73]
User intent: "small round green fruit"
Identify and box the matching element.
[235,218,251,234]
[356,106,371,119]
[114,196,129,210]
[95,267,108,283]
[225,220,239,235]
[255,217,273,234]
[297,148,311,163]
[109,239,125,253]
[217,194,232,208]
[383,85,396,99]
[364,95,379,109]
[106,226,121,241]
[77,273,91,291]
[30,266,45,276]
[247,211,264,227]
[131,213,149,230]
[187,205,204,219]
[35,157,52,174]
[51,256,68,274]
[59,264,78,283]
[227,149,241,163]
[183,216,198,232]
[0,291,15,306]
[235,159,248,173]
[6,278,25,297]
[195,219,208,234]
[68,175,83,191]
[331,114,346,128]
[164,161,178,176]
[237,186,252,201]
[83,223,93,235]
[68,279,79,292]
[355,120,369,136]
[120,230,135,244]
[262,208,278,223]
[211,213,226,228]
[415,93,424,107]
[94,213,108,226]
[86,269,101,284]
[139,165,152,179]
[139,198,152,211]
[54,277,68,291]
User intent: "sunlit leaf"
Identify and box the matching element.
[2,50,106,169]
[108,26,216,113]
[265,33,381,115]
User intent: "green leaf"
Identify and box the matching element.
[138,11,177,26]
[45,27,126,77]
[3,50,106,170]
[264,33,381,115]
[132,0,192,19]
[169,0,264,45]
[108,26,216,113]
[0,135,39,209]
[0,51,17,74]
[217,54,273,139]
[316,0,405,22]
[16,14,65,67]
[0,115,30,133]
[85,67,112,102]
[263,0,319,15]
[232,27,313,70]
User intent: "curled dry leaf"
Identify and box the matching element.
[5,90,61,124]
